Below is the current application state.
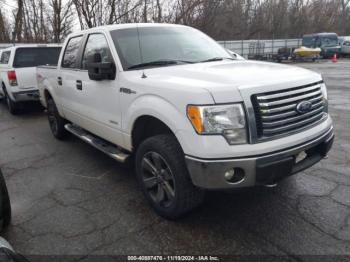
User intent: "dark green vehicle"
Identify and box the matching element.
[302,33,341,58]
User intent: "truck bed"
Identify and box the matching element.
[36,65,59,108]
[37,65,58,69]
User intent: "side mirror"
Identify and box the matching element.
[87,53,116,81]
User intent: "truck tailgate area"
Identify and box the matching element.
[14,67,38,90]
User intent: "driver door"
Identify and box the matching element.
[75,33,123,147]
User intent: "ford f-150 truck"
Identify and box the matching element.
[37,24,334,219]
[0,45,61,114]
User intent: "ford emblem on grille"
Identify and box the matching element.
[296,101,312,114]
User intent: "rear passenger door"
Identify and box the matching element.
[59,35,85,124]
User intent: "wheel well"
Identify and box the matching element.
[44,89,52,103]
[132,116,175,150]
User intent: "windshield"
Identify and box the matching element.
[320,36,338,47]
[110,26,232,70]
[13,47,61,68]
[302,36,314,47]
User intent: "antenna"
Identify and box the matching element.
[136,23,147,79]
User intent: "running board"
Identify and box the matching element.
[64,124,129,163]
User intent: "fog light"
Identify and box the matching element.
[224,168,245,183]
[225,169,235,180]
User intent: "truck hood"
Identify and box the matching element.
[142,60,322,103]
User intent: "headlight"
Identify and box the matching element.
[320,82,328,100]
[320,80,328,113]
[187,104,247,144]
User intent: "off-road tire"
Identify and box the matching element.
[136,134,204,219]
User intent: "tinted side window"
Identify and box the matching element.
[62,36,83,68]
[13,47,61,68]
[0,51,11,64]
[82,34,113,69]
[315,38,321,47]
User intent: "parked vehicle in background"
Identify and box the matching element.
[302,33,341,58]
[292,46,321,62]
[37,24,334,219]
[0,45,61,114]
[275,47,293,62]
[339,36,350,56]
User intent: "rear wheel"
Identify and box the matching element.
[136,134,204,219]
[3,89,19,115]
[47,98,68,140]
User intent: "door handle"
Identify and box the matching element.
[76,80,82,90]
[57,77,62,86]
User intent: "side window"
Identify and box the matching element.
[315,38,321,47]
[82,34,113,70]
[62,36,83,68]
[0,51,11,64]
[344,41,350,46]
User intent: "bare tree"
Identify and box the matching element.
[0,1,10,42]
[13,0,24,42]
[0,9,10,42]
[3,0,350,43]
[73,0,144,29]
[49,0,74,42]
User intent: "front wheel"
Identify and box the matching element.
[135,134,204,219]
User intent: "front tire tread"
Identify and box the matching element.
[136,134,204,219]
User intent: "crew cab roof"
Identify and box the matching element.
[66,23,189,37]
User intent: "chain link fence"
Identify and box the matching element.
[0,39,303,55]
[218,39,303,58]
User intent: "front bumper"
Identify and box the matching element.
[12,90,40,102]
[185,126,334,190]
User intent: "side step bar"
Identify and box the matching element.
[64,124,130,163]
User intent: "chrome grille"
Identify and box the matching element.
[251,81,327,140]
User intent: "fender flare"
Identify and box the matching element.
[124,95,191,151]
[41,87,65,117]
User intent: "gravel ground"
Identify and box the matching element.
[0,59,349,261]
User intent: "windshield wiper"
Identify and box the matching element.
[199,57,236,63]
[128,59,194,70]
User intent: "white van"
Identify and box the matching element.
[340,37,350,56]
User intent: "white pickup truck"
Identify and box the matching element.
[37,24,334,219]
[0,45,61,114]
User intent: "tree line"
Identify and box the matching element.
[0,0,349,43]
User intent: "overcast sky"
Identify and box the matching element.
[1,0,79,29]
[2,0,16,14]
